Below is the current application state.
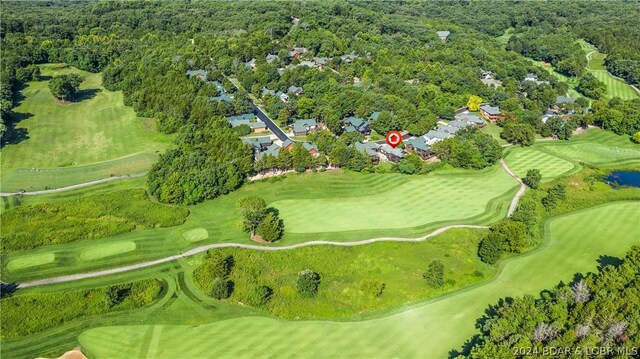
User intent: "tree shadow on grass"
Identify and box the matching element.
[597,254,623,271]
[1,112,32,148]
[0,282,19,298]
[74,88,101,102]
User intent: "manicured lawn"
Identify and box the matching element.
[590,70,639,100]
[79,241,137,261]
[6,253,55,271]
[504,146,577,180]
[0,64,172,192]
[480,123,506,145]
[75,201,640,359]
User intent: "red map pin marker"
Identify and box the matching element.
[386,130,402,148]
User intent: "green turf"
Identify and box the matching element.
[75,201,640,359]
[182,228,209,242]
[504,146,578,180]
[6,253,55,271]
[79,242,137,261]
[480,123,507,145]
[0,64,172,192]
[590,70,639,100]
[538,129,640,166]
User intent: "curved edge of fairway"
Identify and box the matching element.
[503,145,581,181]
[75,201,640,359]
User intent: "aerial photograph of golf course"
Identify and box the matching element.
[1,2,639,359]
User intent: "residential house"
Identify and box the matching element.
[541,108,559,124]
[281,139,294,150]
[343,116,371,135]
[292,119,318,136]
[288,85,305,96]
[481,78,502,89]
[456,114,485,127]
[276,91,289,103]
[479,104,501,122]
[449,120,471,129]
[354,142,380,164]
[523,73,549,85]
[313,57,329,69]
[439,124,461,135]
[379,144,407,163]
[225,113,267,133]
[266,54,279,64]
[341,52,359,64]
[302,142,320,156]
[353,77,362,87]
[277,68,285,76]
[369,112,381,121]
[436,31,450,41]
[186,69,207,81]
[261,87,276,98]
[288,46,309,59]
[404,137,431,159]
[256,143,281,160]
[297,60,315,68]
[209,93,233,103]
[243,136,273,153]
[423,129,451,146]
[244,58,256,69]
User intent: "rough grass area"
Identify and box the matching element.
[0,189,188,252]
[192,228,493,319]
[0,63,172,192]
[0,279,164,339]
[76,201,640,359]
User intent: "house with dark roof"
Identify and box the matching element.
[343,116,370,135]
[243,136,273,153]
[479,104,501,122]
[186,69,207,81]
[292,119,318,136]
[437,31,450,41]
[404,137,431,159]
[379,144,407,163]
[288,86,304,96]
[354,142,380,164]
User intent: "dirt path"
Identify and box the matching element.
[17,224,489,288]
[500,159,526,217]
[0,173,146,197]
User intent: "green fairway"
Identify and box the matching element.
[76,201,640,359]
[182,228,209,242]
[590,70,639,100]
[479,123,507,145]
[0,64,171,192]
[504,146,577,180]
[6,253,55,271]
[79,241,137,261]
[539,129,640,166]
[274,168,515,233]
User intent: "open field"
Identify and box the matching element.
[1,168,517,283]
[0,64,171,192]
[73,201,640,359]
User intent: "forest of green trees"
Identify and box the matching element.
[2,1,639,203]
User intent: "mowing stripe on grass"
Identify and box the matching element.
[6,253,55,271]
[80,241,137,261]
[503,146,577,180]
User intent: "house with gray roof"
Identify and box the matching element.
[341,52,359,64]
[449,120,470,129]
[456,114,485,126]
[437,31,450,41]
[479,104,501,122]
[439,125,461,135]
[210,93,233,103]
[261,87,276,98]
[298,61,315,68]
[481,78,502,88]
[266,54,279,64]
[354,142,380,164]
[313,57,329,68]
[379,144,407,163]
[276,91,289,103]
[186,69,207,81]
[281,139,293,150]
[523,73,550,85]
[556,95,576,104]
[404,137,431,159]
[256,143,281,160]
[288,85,304,96]
[302,142,319,155]
[369,112,381,121]
[226,113,267,133]
[243,136,273,152]
[423,129,451,145]
[289,47,309,58]
[244,58,256,69]
[343,116,370,135]
[292,119,318,136]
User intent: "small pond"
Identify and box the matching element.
[606,171,640,188]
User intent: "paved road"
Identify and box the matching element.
[0,173,147,197]
[17,224,489,288]
[251,103,290,142]
[500,159,526,217]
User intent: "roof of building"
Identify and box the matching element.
[341,52,359,61]
[440,125,461,134]
[449,120,470,129]
[298,61,315,68]
[210,93,233,102]
[243,136,273,149]
[380,144,406,158]
[344,125,357,133]
[313,57,329,65]
[288,85,304,94]
[344,116,368,129]
[456,114,485,124]
[481,78,502,87]
[211,81,226,93]
[257,143,281,159]
[186,69,207,79]
[405,137,430,152]
[244,58,256,68]
[261,87,276,97]
[424,129,450,140]
[266,54,279,64]
[282,139,293,148]
[369,111,381,121]
[354,141,379,156]
[437,31,450,37]
[293,119,317,127]
[302,142,319,152]
[480,104,501,115]
[277,68,285,76]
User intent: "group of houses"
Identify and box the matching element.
[225,113,267,132]
[261,85,305,103]
[186,69,233,102]
[243,136,319,160]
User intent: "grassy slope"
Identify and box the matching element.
[0,64,171,192]
[579,40,638,100]
[1,167,517,282]
[75,201,640,359]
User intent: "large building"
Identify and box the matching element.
[479,104,501,122]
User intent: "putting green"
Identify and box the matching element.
[504,146,576,180]
[78,201,640,359]
[0,64,170,192]
[273,168,516,233]
[182,228,208,242]
[6,253,55,271]
[79,241,137,261]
